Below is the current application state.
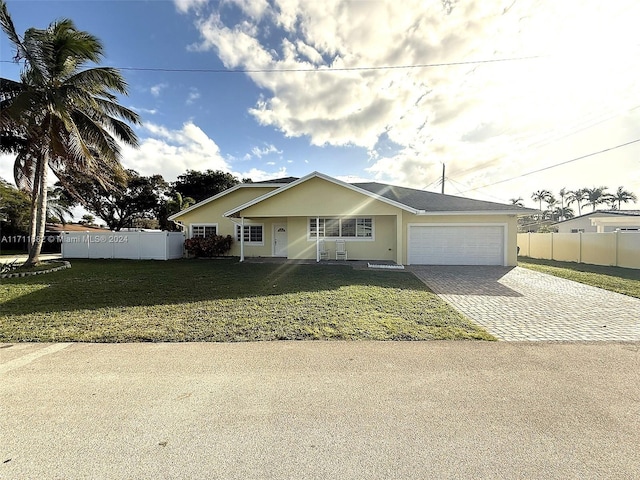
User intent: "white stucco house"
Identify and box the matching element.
[554,210,640,233]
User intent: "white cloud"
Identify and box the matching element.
[174,0,208,14]
[181,0,640,207]
[118,121,290,185]
[249,144,281,159]
[186,88,201,105]
[239,167,288,182]
[150,83,168,97]
[120,121,229,181]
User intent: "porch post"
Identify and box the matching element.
[396,212,404,265]
[240,216,245,262]
[316,216,320,262]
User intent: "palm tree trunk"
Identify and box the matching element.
[25,156,48,267]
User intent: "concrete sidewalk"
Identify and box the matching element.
[1,341,639,479]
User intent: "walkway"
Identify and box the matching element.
[410,266,640,341]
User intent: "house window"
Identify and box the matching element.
[236,224,264,244]
[191,224,217,238]
[308,218,374,239]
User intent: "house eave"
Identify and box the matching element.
[415,210,533,216]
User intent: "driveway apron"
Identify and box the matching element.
[410,266,640,341]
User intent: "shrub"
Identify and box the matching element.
[184,235,233,257]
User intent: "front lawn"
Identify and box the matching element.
[518,257,640,299]
[0,259,495,342]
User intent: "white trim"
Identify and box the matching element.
[189,223,218,238]
[406,222,508,266]
[240,217,244,262]
[235,223,265,246]
[223,171,419,217]
[168,183,286,220]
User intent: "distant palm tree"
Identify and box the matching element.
[610,186,638,210]
[167,192,196,215]
[553,206,574,221]
[557,188,568,220]
[566,188,588,216]
[544,195,558,220]
[0,1,140,266]
[509,197,525,207]
[584,186,611,212]
[531,190,552,220]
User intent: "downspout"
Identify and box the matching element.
[240,216,245,262]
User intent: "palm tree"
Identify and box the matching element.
[509,197,525,207]
[544,195,558,220]
[167,192,196,215]
[610,186,638,210]
[553,206,574,221]
[531,190,552,221]
[0,1,140,266]
[47,187,74,224]
[566,188,588,216]
[583,186,611,212]
[557,188,568,220]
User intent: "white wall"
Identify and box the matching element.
[517,232,640,269]
[61,231,184,260]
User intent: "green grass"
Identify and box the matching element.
[518,257,640,299]
[0,259,495,342]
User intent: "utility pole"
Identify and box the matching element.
[441,163,445,194]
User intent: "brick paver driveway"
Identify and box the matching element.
[410,266,640,341]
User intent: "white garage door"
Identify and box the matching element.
[408,225,505,265]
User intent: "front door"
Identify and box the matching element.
[273,223,288,257]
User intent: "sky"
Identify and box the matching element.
[1,0,639,212]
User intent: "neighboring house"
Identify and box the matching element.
[168,172,535,266]
[554,210,640,233]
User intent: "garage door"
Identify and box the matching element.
[408,225,505,265]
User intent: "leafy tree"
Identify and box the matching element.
[0,1,139,265]
[173,170,240,203]
[566,189,588,216]
[583,186,611,212]
[79,214,95,226]
[58,170,168,231]
[0,177,30,235]
[609,186,638,210]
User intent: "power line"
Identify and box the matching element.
[0,54,544,74]
[459,138,640,193]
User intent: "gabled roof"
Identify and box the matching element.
[224,172,420,217]
[253,176,299,184]
[168,182,287,221]
[353,182,536,213]
[223,171,536,217]
[553,209,640,225]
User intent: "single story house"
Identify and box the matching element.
[168,172,535,266]
[554,210,640,233]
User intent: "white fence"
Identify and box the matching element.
[517,232,640,269]
[61,231,184,260]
